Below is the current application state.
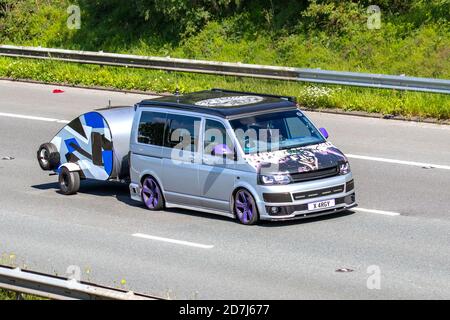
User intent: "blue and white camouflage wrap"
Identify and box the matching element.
[51,112,114,180]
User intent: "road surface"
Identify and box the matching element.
[0,80,449,299]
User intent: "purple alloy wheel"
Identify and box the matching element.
[141,177,161,209]
[235,189,256,224]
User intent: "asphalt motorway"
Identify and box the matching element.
[0,80,449,299]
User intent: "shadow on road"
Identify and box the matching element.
[31,180,141,207]
[257,210,355,228]
[31,180,234,223]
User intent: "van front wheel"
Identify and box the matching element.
[234,189,259,225]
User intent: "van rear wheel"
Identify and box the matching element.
[58,167,80,195]
[141,176,165,210]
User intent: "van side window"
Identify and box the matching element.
[204,119,235,159]
[164,114,200,152]
[138,111,166,146]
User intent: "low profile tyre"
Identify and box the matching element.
[58,167,80,195]
[234,189,259,225]
[37,143,60,171]
[141,176,165,211]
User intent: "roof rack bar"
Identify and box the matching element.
[211,88,297,103]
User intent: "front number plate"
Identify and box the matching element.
[308,199,335,211]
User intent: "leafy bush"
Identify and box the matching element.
[300,0,366,35]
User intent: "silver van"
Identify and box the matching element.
[128,89,356,225]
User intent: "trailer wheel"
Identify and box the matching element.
[37,143,60,171]
[58,167,80,195]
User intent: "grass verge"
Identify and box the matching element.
[1,57,448,120]
[0,288,44,300]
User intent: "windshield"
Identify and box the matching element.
[229,110,326,154]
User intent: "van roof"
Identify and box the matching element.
[138,89,297,118]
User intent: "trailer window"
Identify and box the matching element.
[138,111,167,146]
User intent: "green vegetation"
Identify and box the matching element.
[0,288,20,300]
[0,251,44,300]
[0,0,449,119]
[0,288,44,300]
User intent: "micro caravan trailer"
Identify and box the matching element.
[37,107,134,194]
[37,89,356,225]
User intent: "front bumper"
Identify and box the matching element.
[256,173,357,221]
[260,195,357,221]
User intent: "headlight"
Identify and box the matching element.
[339,161,351,175]
[258,174,292,185]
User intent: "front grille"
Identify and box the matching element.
[266,197,346,216]
[263,192,292,203]
[292,184,345,201]
[289,166,339,183]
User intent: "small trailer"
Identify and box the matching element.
[37,106,134,194]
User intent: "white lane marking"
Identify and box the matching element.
[132,233,214,249]
[353,208,401,216]
[347,154,450,171]
[0,112,69,123]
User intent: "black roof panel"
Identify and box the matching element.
[138,89,297,118]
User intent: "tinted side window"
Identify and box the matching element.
[138,111,166,146]
[164,114,200,152]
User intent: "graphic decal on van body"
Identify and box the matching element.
[50,112,114,180]
[243,142,347,174]
[195,96,265,107]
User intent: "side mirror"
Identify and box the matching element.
[319,127,329,139]
[211,144,234,157]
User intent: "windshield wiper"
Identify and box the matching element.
[279,140,323,150]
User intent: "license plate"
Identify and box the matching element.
[308,199,335,211]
